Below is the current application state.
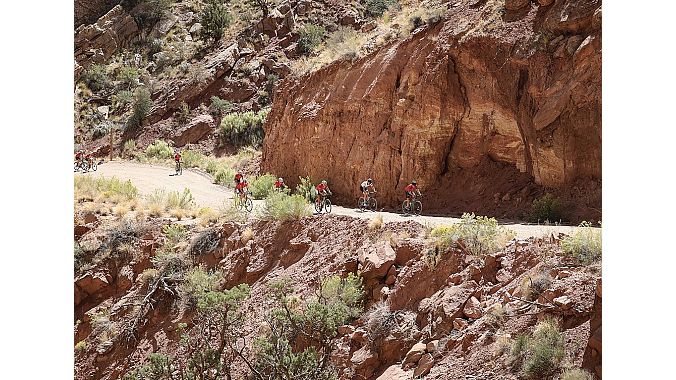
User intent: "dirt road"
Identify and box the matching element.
[81,160,586,239]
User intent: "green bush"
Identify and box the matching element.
[75,176,139,202]
[174,101,191,125]
[123,353,172,380]
[259,192,311,221]
[131,0,175,30]
[529,193,563,223]
[117,66,140,89]
[297,23,327,55]
[180,150,204,168]
[128,87,152,129]
[145,139,173,159]
[179,266,223,308]
[295,176,316,202]
[199,0,232,41]
[254,274,362,379]
[219,109,268,147]
[167,188,195,210]
[365,0,398,17]
[561,221,601,264]
[214,167,235,187]
[249,173,277,199]
[210,96,232,117]
[431,213,515,257]
[112,90,134,112]
[81,64,109,92]
[162,223,187,245]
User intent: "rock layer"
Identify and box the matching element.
[261,0,601,220]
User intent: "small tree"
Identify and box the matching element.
[81,64,109,93]
[297,24,327,55]
[210,96,232,117]
[365,0,398,18]
[127,87,152,129]
[245,0,273,18]
[200,0,232,42]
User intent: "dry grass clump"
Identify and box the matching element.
[458,0,507,43]
[562,221,601,265]
[519,272,553,301]
[431,213,515,258]
[368,214,384,231]
[196,207,219,226]
[364,301,399,347]
[507,318,565,378]
[560,368,594,380]
[189,228,221,255]
[143,188,196,219]
[75,176,139,203]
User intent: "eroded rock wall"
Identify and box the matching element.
[261,0,601,219]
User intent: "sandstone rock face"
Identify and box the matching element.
[261,0,601,219]
[74,0,120,28]
[413,353,434,377]
[172,114,216,147]
[505,0,531,11]
[402,342,426,367]
[358,241,396,280]
[74,5,139,80]
[376,365,410,380]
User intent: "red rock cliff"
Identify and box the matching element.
[261,0,601,220]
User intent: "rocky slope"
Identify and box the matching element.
[261,0,601,221]
[74,211,601,379]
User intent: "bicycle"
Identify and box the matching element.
[234,190,253,212]
[315,193,332,213]
[74,159,90,173]
[401,194,422,216]
[175,159,182,175]
[87,157,98,172]
[357,191,377,212]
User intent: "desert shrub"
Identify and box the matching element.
[167,188,195,210]
[130,0,175,30]
[123,353,172,380]
[74,242,85,271]
[145,139,173,159]
[244,0,273,17]
[295,176,316,202]
[174,101,191,125]
[241,227,254,243]
[209,96,232,117]
[364,301,398,346]
[147,37,163,56]
[162,223,187,246]
[323,26,365,62]
[249,173,277,199]
[91,123,110,139]
[127,87,152,129]
[214,167,236,187]
[219,109,268,147]
[189,228,220,255]
[112,90,134,112]
[368,214,384,231]
[75,176,139,203]
[117,66,140,89]
[179,149,204,168]
[104,218,146,253]
[81,64,109,92]
[123,139,137,157]
[254,274,362,378]
[75,340,88,351]
[561,221,602,264]
[179,266,223,308]
[259,192,311,221]
[561,368,594,380]
[199,0,232,41]
[298,24,326,55]
[365,0,398,17]
[530,193,563,223]
[509,319,564,378]
[519,272,552,301]
[431,213,515,257]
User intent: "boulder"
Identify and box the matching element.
[75,225,91,239]
[463,296,483,319]
[189,22,203,36]
[426,340,439,353]
[453,318,469,331]
[150,13,178,38]
[75,272,110,298]
[358,241,396,280]
[376,365,410,380]
[402,342,426,368]
[172,114,215,147]
[351,347,379,379]
[83,212,98,224]
[553,295,573,310]
[413,353,434,377]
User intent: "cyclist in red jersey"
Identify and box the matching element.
[274,177,286,192]
[174,150,181,162]
[404,180,420,202]
[234,170,243,185]
[315,180,331,204]
[235,177,249,200]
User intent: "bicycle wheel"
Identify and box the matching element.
[81,161,90,172]
[245,198,253,212]
[401,200,410,214]
[91,161,97,171]
[414,201,422,216]
[74,162,79,172]
[369,198,377,211]
[324,199,332,213]
[357,198,365,211]
[315,199,322,213]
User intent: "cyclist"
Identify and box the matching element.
[174,150,182,163]
[404,180,421,203]
[315,180,332,205]
[360,178,376,204]
[235,177,249,201]
[75,149,84,164]
[274,177,286,192]
[84,151,94,167]
[234,170,244,185]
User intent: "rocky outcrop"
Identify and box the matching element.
[261,0,602,220]
[171,114,216,147]
[74,0,121,28]
[74,5,139,80]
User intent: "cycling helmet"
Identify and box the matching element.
[278,177,283,182]
[367,178,373,183]
[322,180,327,184]
[411,180,417,185]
